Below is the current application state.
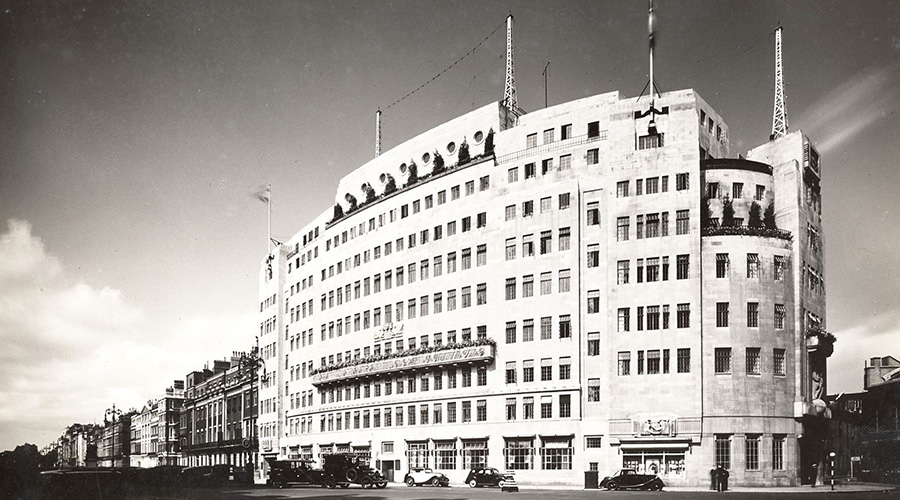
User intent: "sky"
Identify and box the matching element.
[1,0,899,452]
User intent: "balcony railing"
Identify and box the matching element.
[311,339,495,386]
[495,132,608,165]
[702,225,792,241]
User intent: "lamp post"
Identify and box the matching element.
[829,451,836,490]
[104,404,122,468]
[239,338,267,483]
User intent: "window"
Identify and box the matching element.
[543,128,554,144]
[526,133,537,148]
[636,259,644,283]
[676,254,689,279]
[745,435,760,470]
[617,217,629,241]
[774,349,786,376]
[540,317,552,340]
[559,269,571,292]
[447,402,456,423]
[559,315,571,339]
[505,278,516,300]
[508,167,519,183]
[540,395,552,417]
[540,272,552,295]
[618,352,631,375]
[476,400,487,422]
[540,197,551,213]
[465,180,475,196]
[716,302,729,327]
[523,319,534,342]
[646,177,659,194]
[477,212,487,228]
[747,253,759,278]
[477,244,487,266]
[647,305,660,330]
[756,184,766,201]
[480,175,490,191]
[774,256,786,281]
[559,394,572,417]
[676,209,689,235]
[587,290,600,314]
[733,182,743,200]
[462,286,472,308]
[588,332,600,356]
[522,275,534,297]
[676,172,689,191]
[715,435,732,469]
[617,308,630,332]
[541,436,573,470]
[462,248,471,270]
[525,162,535,179]
[677,348,690,373]
[773,436,785,470]
[715,348,732,374]
[451,185,460,200]
[716,253,729,278]
[638,133,664,149]
[540,231,552,254]
[477,283,487,305]
[506,398,517,421]
[505,238,516,261]
[523,396,534,419]
[505,205,516,221]
[707,182,719,199]
[559,154,572,170]
[747,302,759,328]
[587,148,599,165]
[559,192,570,209]
[522,234,534,257]
[587,202,600,226]
[617,181,629,197]
[587,244,600,268]
[646,213,660,237]
[523,360,534,382]
[523,200,534,217]
[646,257,660,282]
[588,121,600,137]
[746,348,761,375]
[588,378,601,401]
[774,304,785,330]
[506,321,517,344]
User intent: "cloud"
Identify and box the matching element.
[0,219,254,451]
[827,308,900,394]
[797,65,899,154]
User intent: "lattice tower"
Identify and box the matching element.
[771,26,789,139]
[503,15,518,110]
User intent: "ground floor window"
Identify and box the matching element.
[435,440,456,470]
[407,441,428,468]
[772,435,785,471]
[352,445,371,459]
[622,449,686,477]
[715,435,732,469]
[462,439,488,469]
[300,446,312,461]
[540,436,573,470]
[504,437,534,470]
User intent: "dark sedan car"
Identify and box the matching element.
[599,469,665,491]
[464,467,514,488]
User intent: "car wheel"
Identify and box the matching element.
[360,476,373,489]
[606,480,619,491]
[376,481,387,489]
[650,481,663,491]
[325,475,337,488]
[406,477,415,487]
[498,480,506,488]
[469,479,478,488]
[431,477,441,487]
[345,468,359,482]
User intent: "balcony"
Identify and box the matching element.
[806,327,835,358]
[311,339,496,386]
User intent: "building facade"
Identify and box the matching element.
[179,351,259,476]
[56,423,98,468]
[97,413,133,468]
[130,381,185,468]
[258,86,830,486]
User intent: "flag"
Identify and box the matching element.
[252,184,270,203]
[648,0,656,49]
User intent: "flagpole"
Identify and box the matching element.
[267,184,272,255]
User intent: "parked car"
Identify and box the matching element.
[404,467,450,487]
[464,467,514,488]
[599,469,665,491]
[266,459,326,488]
[321,453,388,489]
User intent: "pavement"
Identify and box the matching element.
[524,481,897,494]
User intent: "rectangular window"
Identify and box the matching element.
[508,167,519,183]
[715,348,732,374]
[462,248,472,270]
[522,319,534,342]
[646,213,660,238]
[451,185,460,200]
[676,254,689,279]
[617,181,629,198]
[541,158,553,175]
[540,272,552,295]
[588,121,600,137]
[523,274,534,297]
[733,182,744,200]
[774,348,786,376]
[559,269,571,293]
[526,133,537,148]
[540,317,552,340]
[747,253,759,278]
[462,286,472,308]
[647,305,660,330]
[505,205,516,221]
[587,148,599,165]
[716,302,730,327]
[559,154,572,170]
[646,177,659,194]
[745,435,760,470]
[617,217,630,241]
[587,244,600,268]
[540,395,552,418]
[559,315,571,339]
[773,436,785,470]
[559,394,571,417]
[525,162,535,179]
[747,302,759,328]
[543,128,554,144]
[588,332,600,356]
[540,231,552,254]
[587,290,600,314]
[447,402,456,423]
[638,133,664,149]
[523,200,534,217]
[588,378,601,401]
[715,435,732,469]
[618,308,630,332]
[477,212,487,229]
[559,192,571,209]
[506,398,517,421]
[676,209,689,235]
[557,227,571,251]
[646,257,660,282]
[587,202,600,226]
[774,256,786,281]
[523,360,534,382]
[477,283,487,305]
[617,260,630,284]
[505,278,517,301]
[676,172,689,191]
[465,180,475,196]
[677,348,690,373]
[523,397,534,419]
[477,244,487,266]
[707,182,719,199]
[716,253,730,278]
[746,348,761,375]
[480,175,490,191]
[756,184,766,201]
[618,352,631,376]
[774,304,785,330]
[506,322,517,345]
[505,238,516,261]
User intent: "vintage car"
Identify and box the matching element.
[321,453,388,489]
[464,467,515,488]
[404,467,450,487]
[599,469,665,491]
[266,459,326,488]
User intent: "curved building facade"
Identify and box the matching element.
[257,88,829,487]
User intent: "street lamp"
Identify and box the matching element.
[104,404,123,468]
[239,338,267,482]
[829,451,836,490]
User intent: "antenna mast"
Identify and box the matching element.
[771,25,788,139]
[542,61,551,108]
[375,110,382,157]
[648,0,656,107]
[503,14,518,110]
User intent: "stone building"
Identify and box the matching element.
[130,381,185,468]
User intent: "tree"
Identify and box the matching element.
[764,201,777,229]
[384,174,397,195]
[701,195,712,228]
[364,184,376,204]
[345,194,358,212]
[721,196,735,227]
[484,128,495,155]
[332,203,344,221]
[748,201,763,228]
[458,138,470,164]
[406,160,418,186]
[432,151,445,174]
